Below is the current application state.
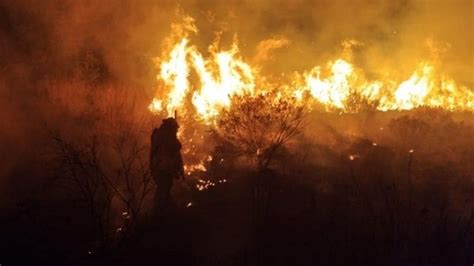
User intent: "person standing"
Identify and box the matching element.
[150,117,184,211]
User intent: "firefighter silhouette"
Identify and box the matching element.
[150,117,184,210]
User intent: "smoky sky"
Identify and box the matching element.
[0,0,472,88]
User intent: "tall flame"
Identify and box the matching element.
[305,59,354,109]
[149,16,474,121]
[379,63,474,111]
[159,38,190,116]
[149,21,256,121]
[190,41,255,120]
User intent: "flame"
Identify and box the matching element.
[150,16,474,122]
[305,59,355,109]
[149,17,256,121]
[393,64,434,110]
[379,63,474,111]
[184,161,207,175]
[190,41,255,120]
[148,98,163,113]
[151,38,191,117]
[147,16,474,184]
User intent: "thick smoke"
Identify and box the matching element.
[0,0,472,205]
[1,0,472,86]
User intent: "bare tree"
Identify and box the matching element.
[48,86,155,252]
[213,90,306,170]
[51,134,114,251]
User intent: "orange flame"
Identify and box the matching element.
[149,16,474,122]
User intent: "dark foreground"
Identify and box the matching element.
[2,169,473,266]
[1,111,474,266]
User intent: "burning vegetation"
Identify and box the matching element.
[149,15,473,122]
[147,14,473,181]
[0,1,473,266]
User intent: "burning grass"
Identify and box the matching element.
[1,10,473,266]
[149,15,474,125]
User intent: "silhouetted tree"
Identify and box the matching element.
[49,87,154,252]
[213,90,306,170]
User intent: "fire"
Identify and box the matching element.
[379,63,474,111]
[149,16,474,122]
[148,98,163,112]
[147,15,474,181]
[392,64,434,110]
[150,17,255,121]
[190,41,255,120]
[160,38,191,116]
[305,59,356,110]
[184,162,207,176]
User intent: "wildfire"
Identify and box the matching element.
[305,59,354,109]
[159,38,191,116]
[146,15,474,181]
[149,16,473,122]
[379,63,474,111]
[149,17,255,121]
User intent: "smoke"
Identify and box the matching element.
[0,0,472,87]
[0,0,472,204]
